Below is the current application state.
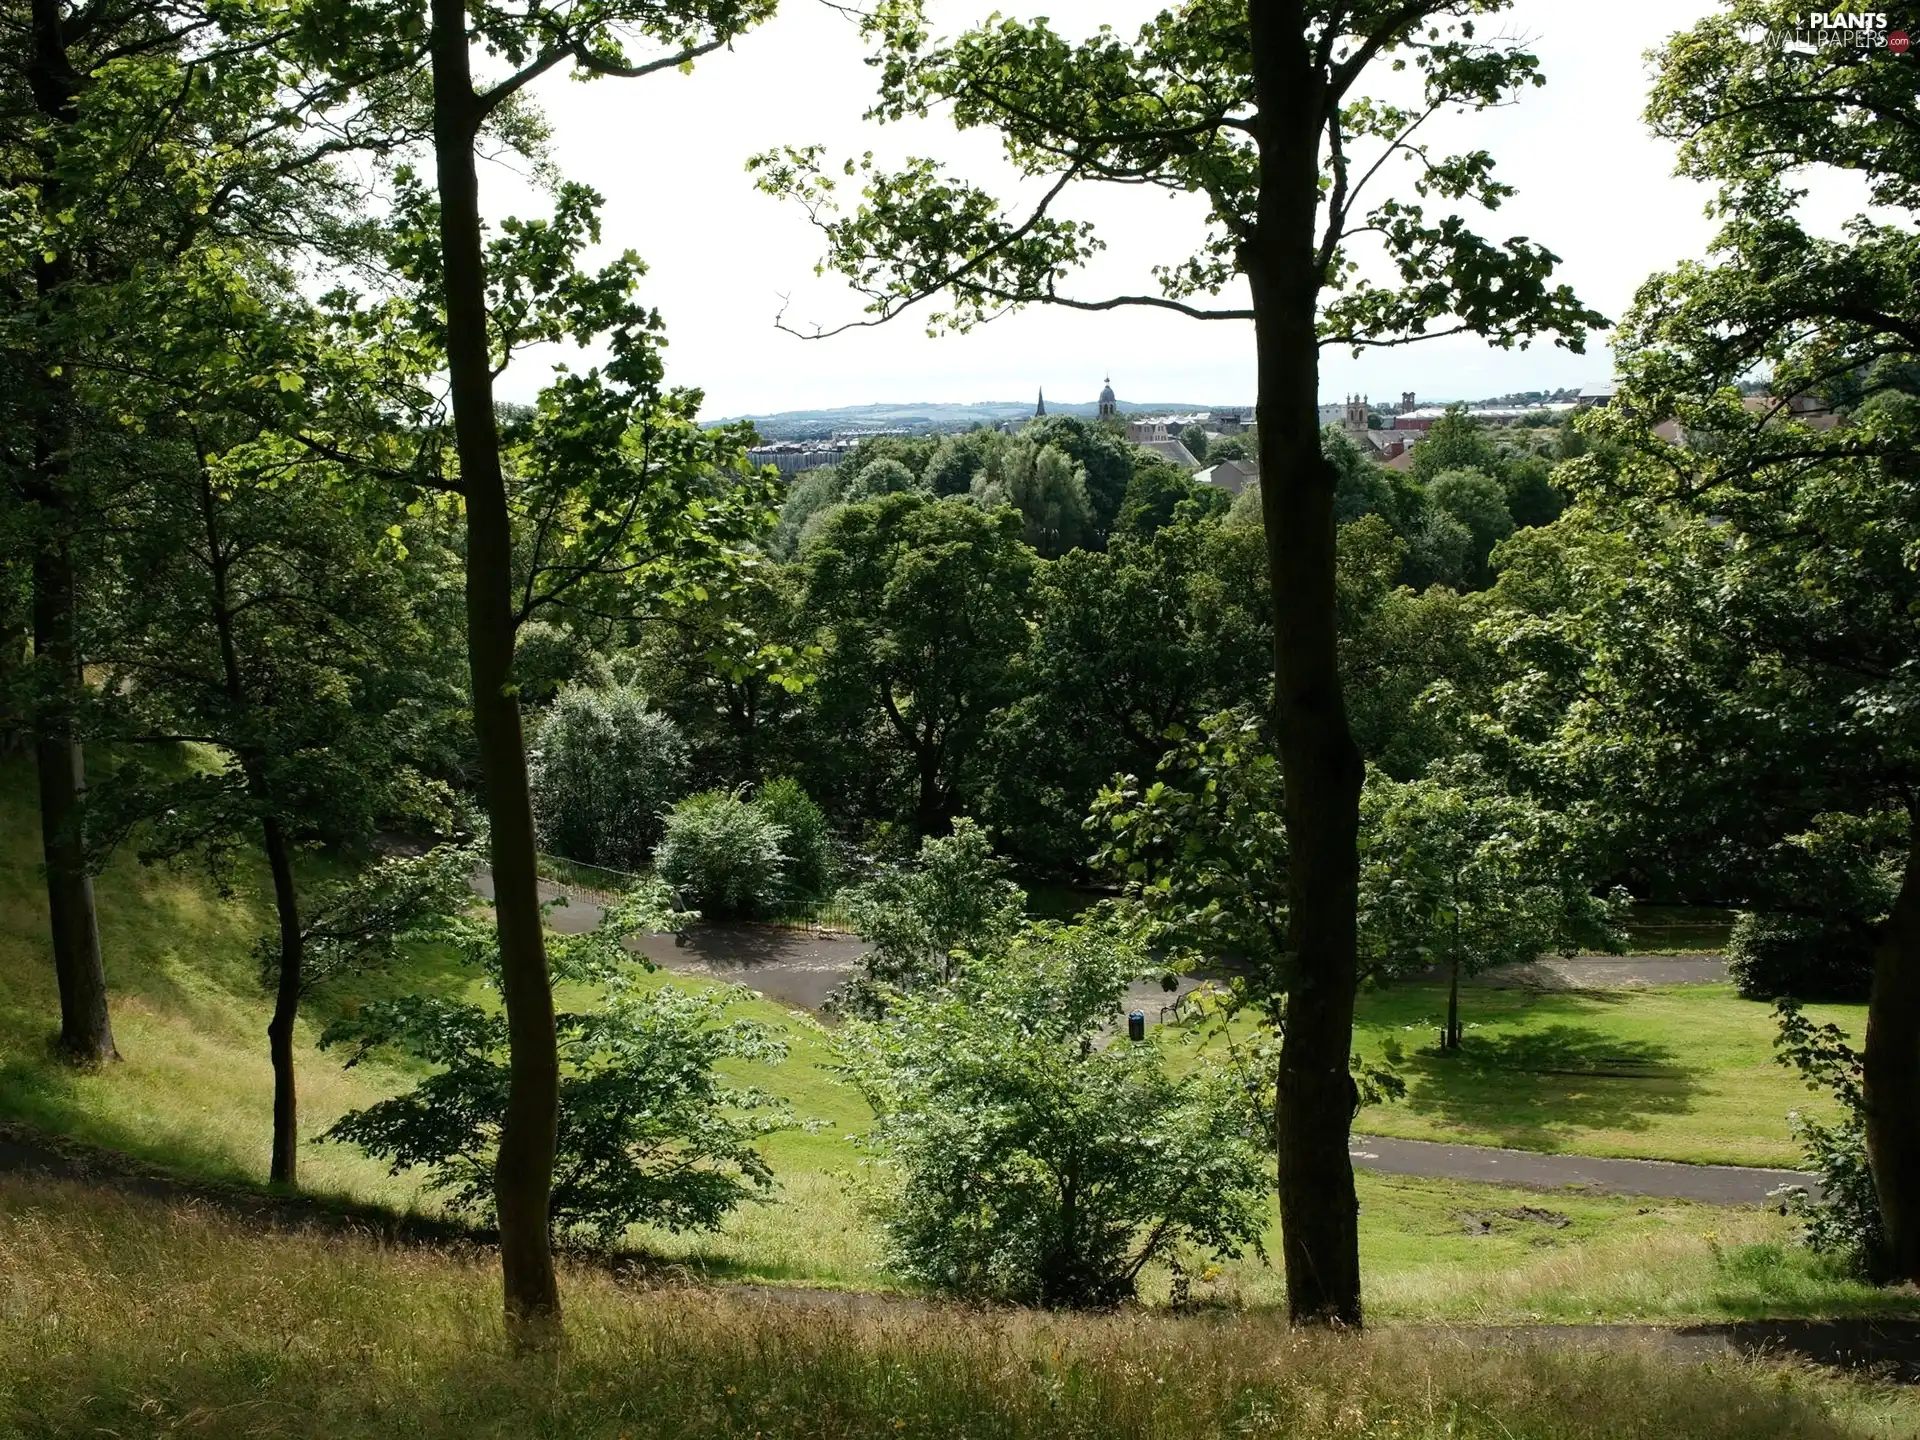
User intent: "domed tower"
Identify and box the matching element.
[1097,377,1117,422]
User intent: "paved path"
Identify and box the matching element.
[475,872,1786,1204]
[1348,1134,1812,1205]
[472,871,1204,1019]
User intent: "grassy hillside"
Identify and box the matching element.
[5,1172,1918,1440]
[2,757,1909,1322]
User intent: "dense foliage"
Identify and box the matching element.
[839,917,1269,1307]
[529,685,690,871]
[656,787,790,919]
[1772,1000,1887,1277]
[323,888,791,1245]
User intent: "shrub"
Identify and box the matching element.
[839,818,1025,1014]
[529,683,688,869]
[1729,912,1875,1002]
[845,457,919,502]
[658,788,789,919]
[323,888,790,1246]
[1771,999,1887,1277]
[513,620,608,704]
[755,776,835,901]
[839,916,1269,1308]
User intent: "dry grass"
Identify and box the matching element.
[3,1173,1917,1440]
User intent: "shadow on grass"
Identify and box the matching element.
[1399,1023,1701,1151]
[0,1060,267,1188]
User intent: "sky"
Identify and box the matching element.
[479,0,1770,416]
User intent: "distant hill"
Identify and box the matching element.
[709,399,1240,441]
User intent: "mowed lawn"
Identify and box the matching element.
[1343,982,1856,1168]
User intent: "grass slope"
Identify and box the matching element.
[5,1172,1918,1440]
[1,757,1909,1322]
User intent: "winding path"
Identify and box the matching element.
[473,871,1805,1206]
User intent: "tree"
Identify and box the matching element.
[1324,426,1394,525]
[529,683,689,870]
[838,914,1269,1307]
[1409,405,1501,484]
[324,884,792,1247]
[5,0,376,1065]
[846,456,920,501]
[1359,766,1620,1050]
[971,441,1093,557]
[753,0,1600,1321]
[1182,424,1211,463]
[838,818,1025,1014]
[802,494,1033,836]
[981,516,1271,871]
[1021,415,1136,539]
[1114,458,1227,539]
[93,270,456,1184]
[1423,467,1513,589]
[656,787,788,918]
[627,563,817,788]
[291,0,781,1324]
[1558,0,1920,1285]
[1209,431,1257,463]
[754,775,835,900]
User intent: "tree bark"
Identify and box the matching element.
[1865,809,1920,1283]
[1445,955,1462,1051]
[199,456,308,1187]
[428,0,563,1344]
[26,0,115,1067]
[31,554,115,1065]
[1248,0,1366,1327]
[260,814,304,1187]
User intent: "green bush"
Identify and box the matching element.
[1772,999,1888,1277]
[839,915,1269,1308]
[658,788,789,919]
[528,682,687,869]
[322,889,790,1245]
[1728,912,1875,1002]
[755,776,835,901]
[513,620,609,704]
[839,818,1025,1014]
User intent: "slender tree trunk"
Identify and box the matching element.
[259,814,303,1187]
[1865,810,1920,1283]
[26,0,114,1066]
[31,550,115,1064]
[429,0,562,1343]
[1248,0,1365,1327]
[199,456,307,1187]
[1445,955,1462,1051]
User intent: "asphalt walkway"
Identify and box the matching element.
[1348,1134,1812,1205]
[471,871,1797,1205]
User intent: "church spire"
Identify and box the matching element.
[1035,387,1046,417]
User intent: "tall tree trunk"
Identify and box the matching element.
[26,0,115,1066]
[1865,809,1920,1283]
[31,546,115,1064]
[428,0,562,1344]
[1248,0,1366,1327]
[259,813,303,1187]
[199,456,306,1187]
[1445,954,1462,1051]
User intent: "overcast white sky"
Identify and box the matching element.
[481,0,1761,416]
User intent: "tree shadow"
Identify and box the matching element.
[1398,1023,1702,1151]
